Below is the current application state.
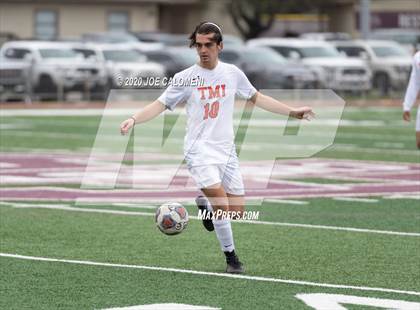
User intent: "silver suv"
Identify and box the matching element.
[69,43,165,89]
[247,38,372,92]
[0,41,107,99]
[332,40,412,95]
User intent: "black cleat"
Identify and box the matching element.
[225,252,244,274]
[195,195,214,232]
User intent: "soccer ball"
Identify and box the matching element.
[155,202,188,235]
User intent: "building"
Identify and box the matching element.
[261,0,420,38]
[0,0,419,41]
[0,0,189,40]
[357,0,420,30]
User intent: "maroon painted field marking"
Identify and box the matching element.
[1,153,419,202]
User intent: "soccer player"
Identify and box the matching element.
[402,50,420,149]
[120,22,314,274]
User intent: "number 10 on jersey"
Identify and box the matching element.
[203,101,220,120]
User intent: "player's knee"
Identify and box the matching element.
[210,196,229,212]
[227,200,245,220]
[231,210,244,220]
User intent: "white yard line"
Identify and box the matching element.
[3,182,420,194]
[4,129,418,155]
[0,109,404,125]
[383,195,420,200]
[1,151,419,167]
[0,186,198,194]
[2,202,419,237]
[333,197,379,203]
[0,253,419,297]
[77,201,158,210]
[239,220,420,237]
[0,109,132,116]
[0,202,154,216]
[0,131,184,144]
[1,191,420,202]
[373,142,406,148]
[263,199,309,205]
[1,119,415,141]
[111,203,157,209]
[329,145,420,156]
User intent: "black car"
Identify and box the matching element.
[144,47,198,77]
[131,32,188,46]
[219,46,318,89]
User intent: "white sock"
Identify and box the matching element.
[205,198,214,212]
[213,218,235,252]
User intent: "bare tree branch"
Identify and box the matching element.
[228,0,276,40]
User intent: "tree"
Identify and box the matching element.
[228,0,340,39]
[228,0,276,40]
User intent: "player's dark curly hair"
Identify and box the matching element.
[189,21,223,48]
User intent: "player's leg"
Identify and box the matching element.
[201,185,232,253]
[190,165,220,231]
[188,163,244,273]
[201,184,244,273]
[195,195,215,231]
[201,183,229,212]
[221,157,246,219]
[211,160,245,273]
[226,193,245,219]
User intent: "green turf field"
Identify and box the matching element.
[0,106,419,309]
[1,106,420,162]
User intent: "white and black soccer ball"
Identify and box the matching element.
[155,202,188,235]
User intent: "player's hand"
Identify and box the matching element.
[403,111,411,122]
[120,118,135,135]
[291,107,315,120]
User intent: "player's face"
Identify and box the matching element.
[195,33,223,68]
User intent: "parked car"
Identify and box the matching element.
[69,43,166,89]
[222,34,245,47]
[0,60,31,102]
[132,32,244,48]
[332,40,412,95]
[143,47,198,77]
[0,41,107,99]
[219,46,318,89]
[81,32,162,51]
[246,38,372,92]
[370,29,420,54]
[131,32,189,46]
[300,32,352,41]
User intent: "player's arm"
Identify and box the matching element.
[250,91,315,120]
[403,54,420,122]
[120,100,166,135]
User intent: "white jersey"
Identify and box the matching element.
[403,51,420,112]
[158,61,257,166]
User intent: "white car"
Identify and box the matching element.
[0,41,107,99]
[369,29,420,54]
[332,40,412,95]
[81,32,163,52]
[0,60,31,101]
[69,43,165,88]
[300,32,352,41]
[246,38,372,92]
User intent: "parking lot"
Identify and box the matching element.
[0,30,417,103]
